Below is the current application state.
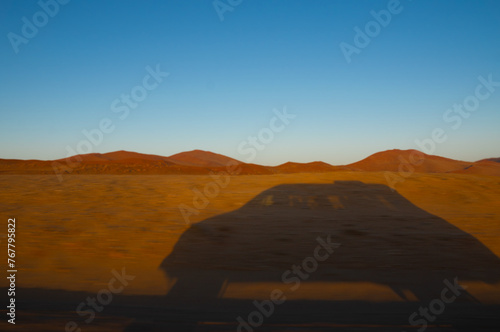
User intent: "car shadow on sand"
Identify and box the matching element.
[125,181,500,330]
[8,181,500,332]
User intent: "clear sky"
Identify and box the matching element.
[1,0,499,165]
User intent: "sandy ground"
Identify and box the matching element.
[1,172,500,331]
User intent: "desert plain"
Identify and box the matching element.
[1,167,500,331]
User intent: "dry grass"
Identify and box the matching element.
[0,172,499,303]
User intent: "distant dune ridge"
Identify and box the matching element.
[0,149,499,176]
[167,150,241,167]
[347,149,468,173]
[478,157,500,163]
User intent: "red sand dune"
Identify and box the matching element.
[451,160,500,176]
[274,161,339,173]
[168,149,241,167]
[478,157,500,163]
[346,149,473,173]
[56,151,174,164]
[0,149,499,176]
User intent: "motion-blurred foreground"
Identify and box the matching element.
[1,171,500,331]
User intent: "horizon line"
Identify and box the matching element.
[1,148,496,167]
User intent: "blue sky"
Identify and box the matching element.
[1,0,499,165]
